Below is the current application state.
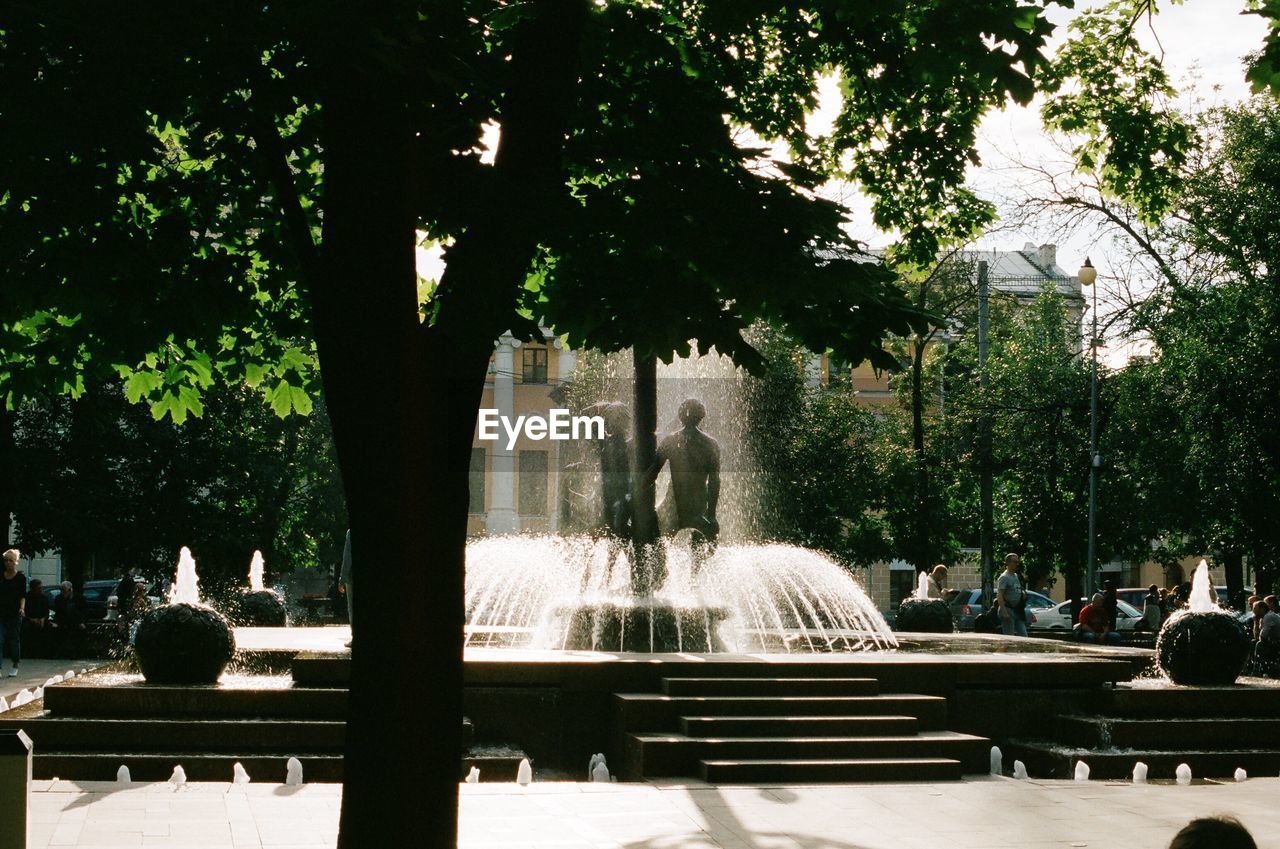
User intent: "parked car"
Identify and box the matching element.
[1115,588,1152,610]
[947,587,1056,630]
[1032,598,1148,632]
[106,579,167,623]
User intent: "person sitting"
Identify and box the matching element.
[24,580,50,629]
[926,564,948,599]
[1076,592,1123,645]
[1168,816,1257,849]
[22,579,51,655]
[1251,600,1280,676]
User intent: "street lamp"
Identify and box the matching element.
[1079,258,1099,601]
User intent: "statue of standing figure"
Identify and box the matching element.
[646,398,721,572]
[581,402,634,588]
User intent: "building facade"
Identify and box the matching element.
[466,331,576,536]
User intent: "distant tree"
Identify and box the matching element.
[10,379,347,590]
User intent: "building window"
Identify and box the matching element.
[522,347,548,384]
[518,450,548,516]
[469,448,486,514]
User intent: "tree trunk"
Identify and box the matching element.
[308,4,587,845]
[631,351,662,593]
[1223,549,1245,610]
[316,61,472,849]
[0,405,13,547]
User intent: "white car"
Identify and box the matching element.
[1033,599,1148,632]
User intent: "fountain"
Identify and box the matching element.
[465,536,895,652]
[894,571,954,633]
[1156,560,1250,685]
[132,547,236,685]
[469,346,896,654]
[237,550,288,627]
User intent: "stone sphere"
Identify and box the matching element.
[237,589,288,627]
[894,598,955,633]
[1156,610,1251,686]
[133,603,236,684]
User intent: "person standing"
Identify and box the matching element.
[1142,584,1163,632]
[341,530,353,648]
[1102,580,1119,632]
[996,553,1028,638]
[114,568,139,612]
[0,550,27,677]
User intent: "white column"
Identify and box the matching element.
[803,353,823,388]
[549,340,577,533]
[488,335,518,534]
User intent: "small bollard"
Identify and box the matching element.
[0,730,32,849]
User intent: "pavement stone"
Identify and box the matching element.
[20,777,1280,848]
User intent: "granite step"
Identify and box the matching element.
[34,752,345,783]
[1106,687,1280,718]
[0,712,344,752]
[616,693,948,731]
[1008,742,1280,780]
[699,757,963,783]
[626,731,989,776]
[679,715,919,737]
[661,677,878,697]
[1057,715,1280,749]
[44,683,347,719]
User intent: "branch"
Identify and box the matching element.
[247,70,322,287]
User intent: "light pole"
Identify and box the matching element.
[1079,257,1099,600]
[977,261,993,611]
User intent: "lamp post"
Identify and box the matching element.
[1079,258,1099,600]
[978,261,993,611]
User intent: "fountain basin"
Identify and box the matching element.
[894,598,954,634]
[1156,610,1250,686]
[133,603,237,684]
[551,601,730,652]
[237,589,288,627]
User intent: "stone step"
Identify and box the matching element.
[34,752,346,783]
[661,677,879,697]
[679,715,919,738]
[1106,687,1280,718]
[0,713,345,753]
[1057,715,1280,750]
[699,757,964,783]
[291,653,351,688]
[44,683,347,719]
[626,731,988,776]
[615,693,948,732]
[1008,742,1280,780]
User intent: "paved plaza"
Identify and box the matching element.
[24,775,1280,849]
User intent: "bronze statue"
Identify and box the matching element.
[646,398,721,570]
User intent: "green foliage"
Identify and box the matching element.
[944,287,1091,587]
[1040,2,1196,222]
[744,331,893,566]
[0,0,1080,417]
